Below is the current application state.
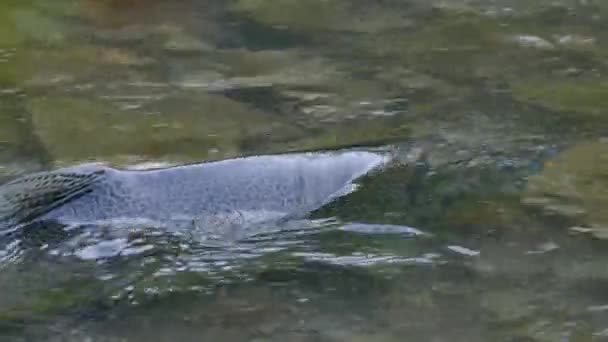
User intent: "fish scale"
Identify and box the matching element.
[0,170,104,230]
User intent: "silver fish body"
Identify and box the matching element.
[0,150,391,232]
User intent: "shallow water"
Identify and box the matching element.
[1,0,608,341]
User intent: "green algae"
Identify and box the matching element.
[232,0,347,32]
[523,140,608,239]
[512,79,608,116]
[0,259,111,335]
[27,94,295,165]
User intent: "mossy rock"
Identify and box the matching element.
[0,0,78,50]
[171,49,342,90]
[441,195,529,230]
[231,0,476,35]
[257,119,410,154]
[348,4,607,90]
[2,43,153,89]
[0,109,27,146]
[0,3,24,50]
[523,140,608,238]
[350,9,515,85]
[0,258,110,329]
[78,0,157,29]
[512,78,608,117]
[481,289,538,323]
[27,94,293,165]
[12,9,67,46]
[231,0,348,33]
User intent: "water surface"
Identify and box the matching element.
[1,0,608,341]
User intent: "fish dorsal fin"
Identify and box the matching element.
[0,169,105,228]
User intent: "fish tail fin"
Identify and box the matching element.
[0,169,105,231]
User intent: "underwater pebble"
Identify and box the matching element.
[339,223,428,236]
[593,328,608,337]
[569,226,593,234]
[509,35,555,49]
[525,241,559,254]
[446,245,480,257]
[588,305,608,312]
[555,34,596,48]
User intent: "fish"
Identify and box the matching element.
[0,150,391,237]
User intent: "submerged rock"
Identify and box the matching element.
[159,25,213,53]
[512,78,608,118]
[523,140,608,239]
[27,94,292,165]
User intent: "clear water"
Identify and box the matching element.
[1,0,608,341]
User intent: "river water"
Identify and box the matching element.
[1,1,608,341]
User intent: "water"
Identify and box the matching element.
[1,0,608,340]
